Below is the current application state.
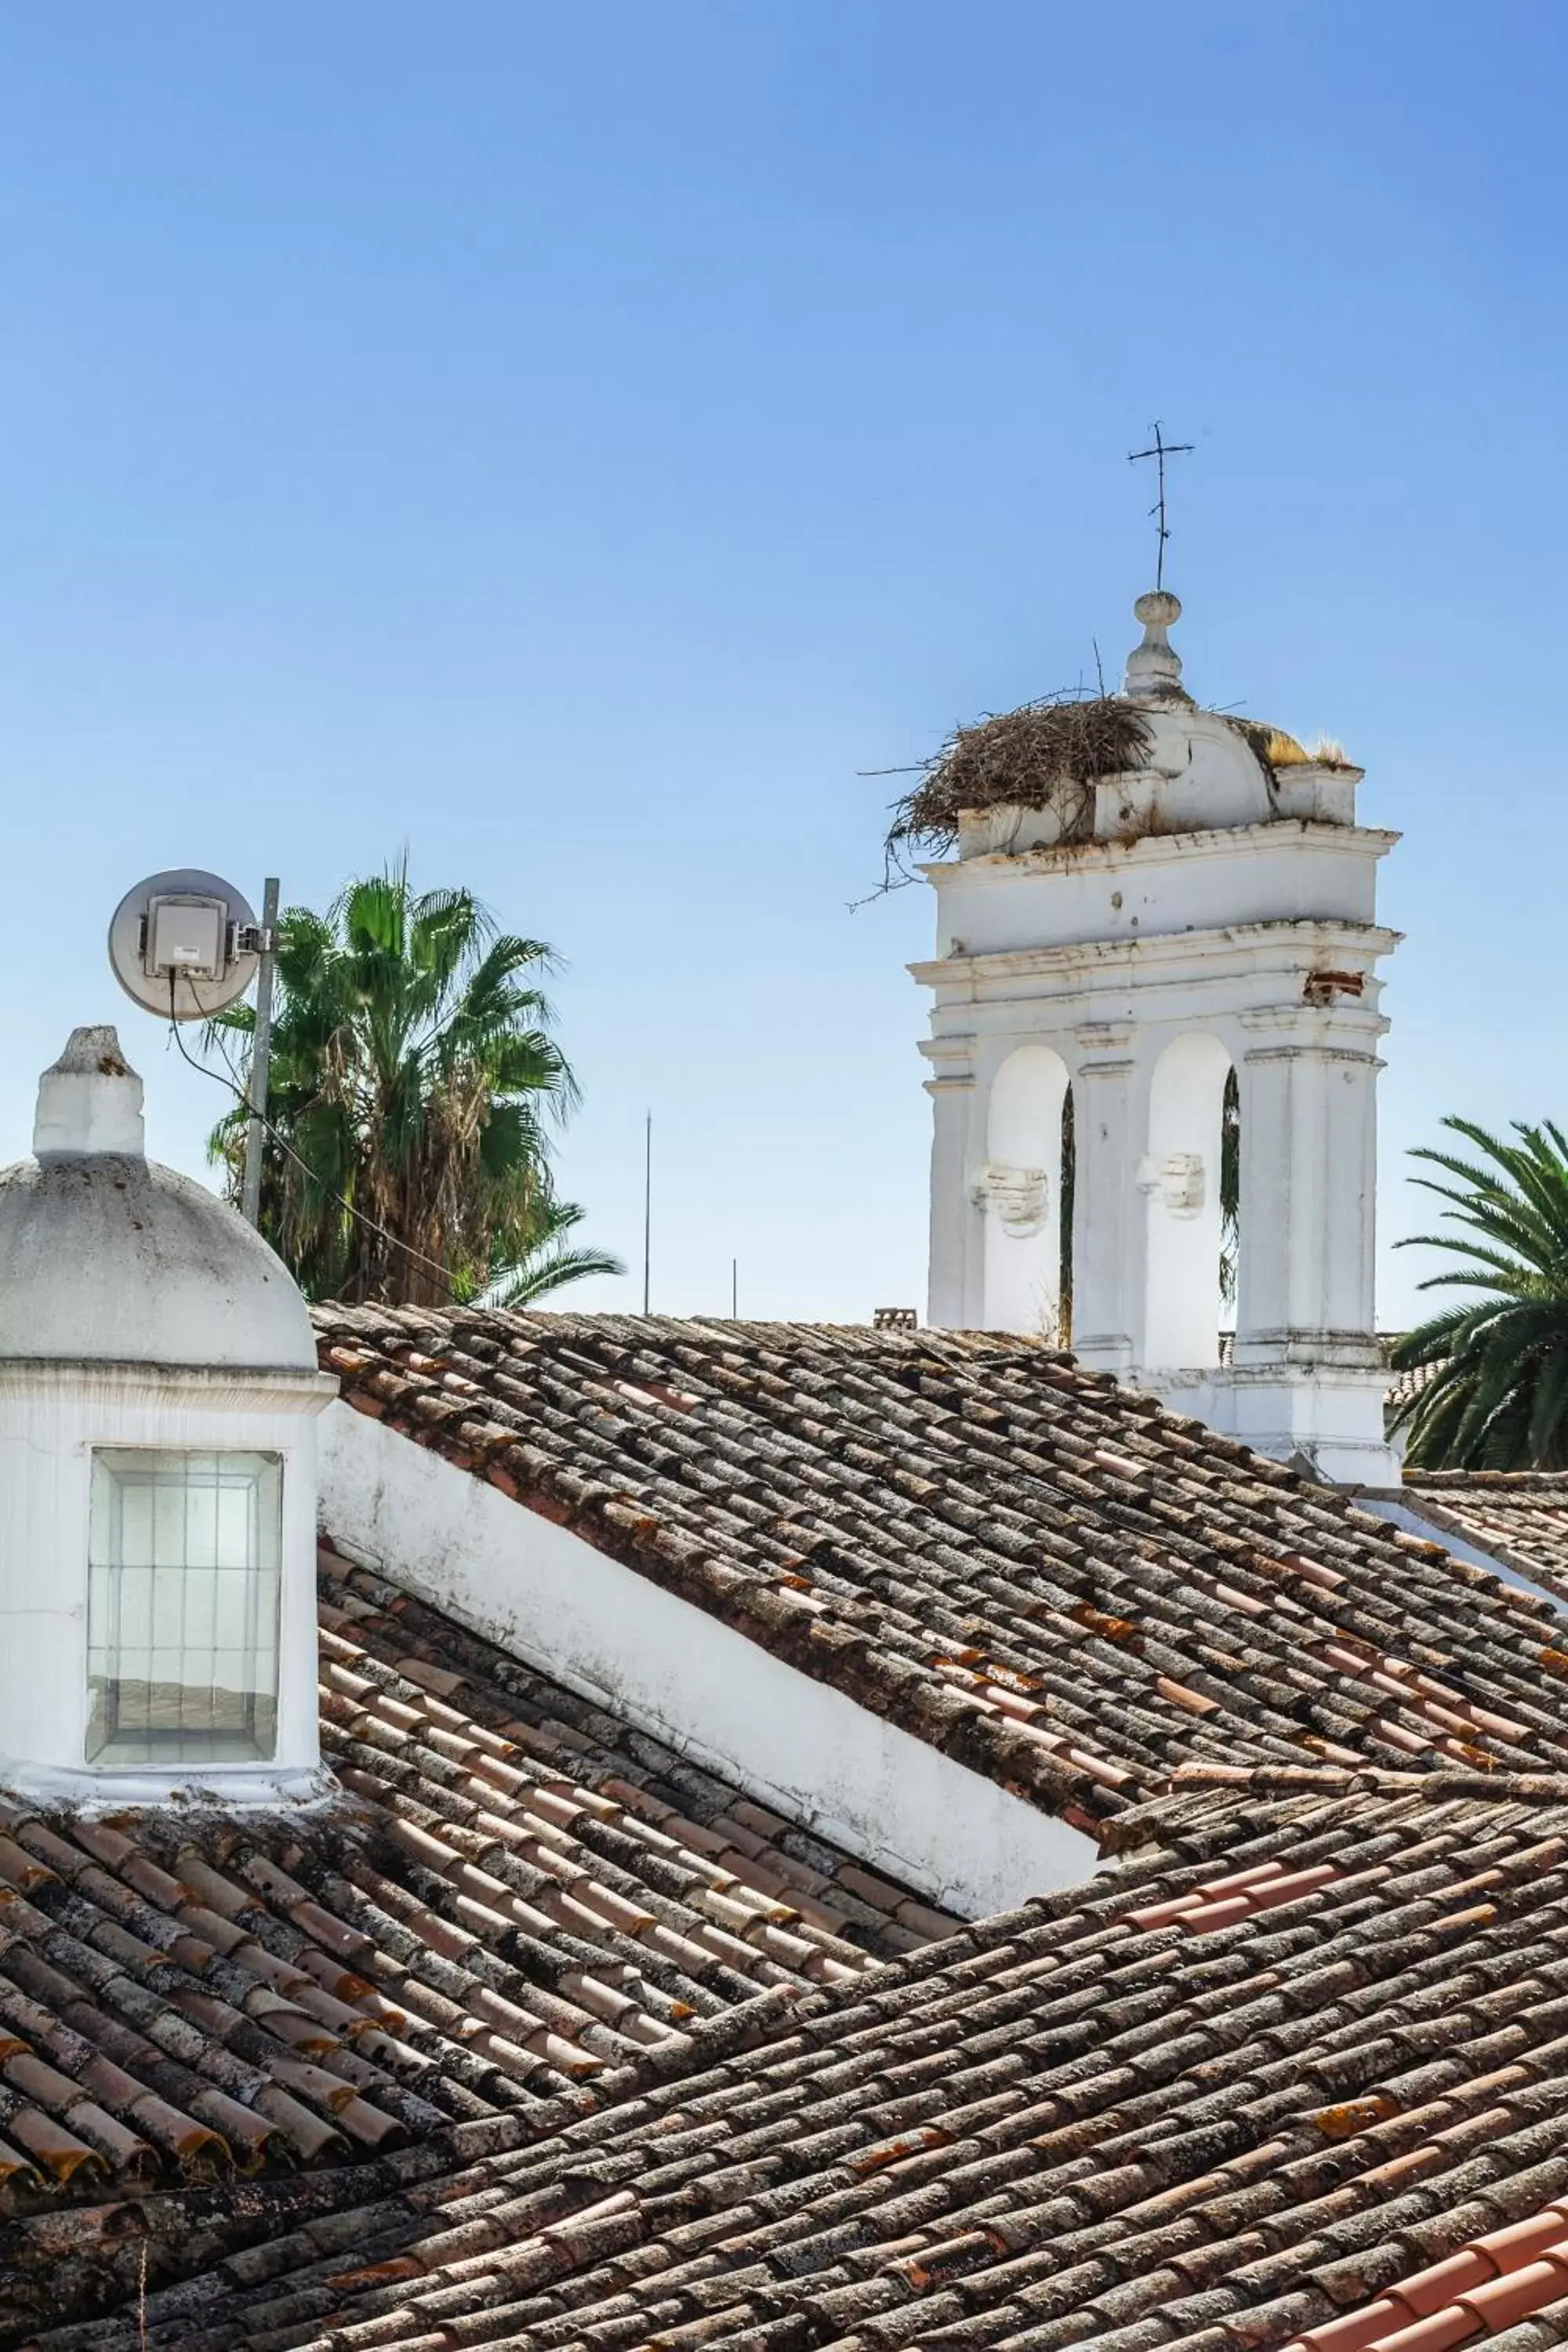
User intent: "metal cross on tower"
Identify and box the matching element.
[1127,421,1194,591]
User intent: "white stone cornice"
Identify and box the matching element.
[1237,1003,1389,1032]
[1242,1044,1387,1069]
[0,1360,339,1414]
[910,917,1401,992]
[920,817,1401,891]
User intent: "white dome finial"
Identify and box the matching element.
[1123,589,1186,702]
[33,1026,146,1159]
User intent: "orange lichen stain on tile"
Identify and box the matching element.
[1070,1602,1142,1645]
[325,2256,427,2291]
[847,2125,954,2176]
[1430,1901,1500,1936]
[1540,1645,1568,1679]
[1312,2094,1399,2139]
[1439,1740,1498,1770]
[1298,1733,1365,1764]
[902,2228,1010,2289]
[985,1662,1043,1693]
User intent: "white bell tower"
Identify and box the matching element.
[914,592,1400,1485]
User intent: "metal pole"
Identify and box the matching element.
[641,1111,652,1314]
[241,877,280,1229]
[731,1258,738,1319]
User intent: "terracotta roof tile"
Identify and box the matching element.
[0,1544,958,2343]
[18,1321,1568,2347]
[1403,1477,1568,1606]
[25,1779,1568,2352]
[313,1309,1568,1821]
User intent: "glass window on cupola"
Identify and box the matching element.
[85,1450,283,1766]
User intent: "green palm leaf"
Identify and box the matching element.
[479,1200,626,1308]
[1393,1114,1568,1468]
[204,861,618,1308]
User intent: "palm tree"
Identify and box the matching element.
[478,1200,623,1308]
[207,864,623,1307]
[1389,1116,1568,1469]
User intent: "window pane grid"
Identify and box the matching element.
[86,1450,281,1768]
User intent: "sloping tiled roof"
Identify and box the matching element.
[1386,1359,1438,1421]
[1403,1475,1568,1605]
[0,1548,951,2340]
[38,1765,1568,2352]
[317,1306,1568,1824]
[317,1542,953,1967]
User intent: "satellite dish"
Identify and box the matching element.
[108,868,260,1022]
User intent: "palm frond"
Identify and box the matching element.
[1395,1112,1568,1468]
[194,862,599,1308]
[481,1243,626,1308]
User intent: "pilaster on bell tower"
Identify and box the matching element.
[911,590,1401,1486]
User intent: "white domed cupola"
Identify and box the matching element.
[0,1028,336,1805]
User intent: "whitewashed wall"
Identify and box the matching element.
[321,1402,1098,1918]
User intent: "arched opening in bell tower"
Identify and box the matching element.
[981,1044,1069,1338]
[1141,1032,1234,1369]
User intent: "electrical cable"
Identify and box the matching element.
[165,968,474,1306]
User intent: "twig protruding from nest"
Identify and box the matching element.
[879,692,1153,880]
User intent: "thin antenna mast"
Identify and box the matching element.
[731,1257,738,1319]
[240,877,280,1229]
[1127,421,1194,590]
[642,1111,652,1315]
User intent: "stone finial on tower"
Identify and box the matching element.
[1123,590,1186,702]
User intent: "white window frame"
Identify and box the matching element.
[85,1448,283,1768]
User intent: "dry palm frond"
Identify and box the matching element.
[882,693,1152,869]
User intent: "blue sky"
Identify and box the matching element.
[0,2,1562,1327]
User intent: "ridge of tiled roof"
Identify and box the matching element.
[1101,1763,1568,1857]
[1402,1476,1568,1607]
[0,1548,953,2340]
[315,1306,1568,1824]
[38,1777,1568,2352]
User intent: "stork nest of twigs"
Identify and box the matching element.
[881,692,1153,873]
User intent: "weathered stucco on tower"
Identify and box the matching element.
[916,594,1400,1483]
